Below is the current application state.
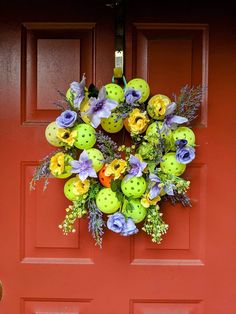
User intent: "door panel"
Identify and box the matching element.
[126,23,208,266]
[1,1,236,313]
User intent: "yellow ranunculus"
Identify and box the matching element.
[141,193,161,208]
[127,109,149,134]
[73,177,90,195]
[105,159,127,180]
[147,94,171,119]
[49,152,65,175]
[57,128,77,146]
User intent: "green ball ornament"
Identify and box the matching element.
[96,188,120,214]
[45,122,64,147]
[64,177,80,201]
[101,113,123,133]
[123,199,147,223]
[172,127,195,146]
[126,78,150,103]
[86,148,104,172]
[160,152,186,176]
[121,176,147,198]
[145,121,172,144]
[73,123,96,150]
[105,83,124,103]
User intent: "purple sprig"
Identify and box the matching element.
[88,200,105,248]
[96,130,121,163]
[163,190,192,207]
[173,85,204,122]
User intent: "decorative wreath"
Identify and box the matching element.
[30,74,202,247]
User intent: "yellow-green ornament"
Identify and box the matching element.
[122,199,147,223]
[45,122,64,147]
[96,188,120,214]
[160,152,186,176]
[146,121,172,144]
[101,113,123,133]
[73,123,96,150]
[121,176,147,198]
[64,177,80,201]
[105,83,124,103]
[172,126,195,146]
[126,78,150,103]
[86,148,104,172]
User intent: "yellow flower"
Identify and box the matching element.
[105,159,127,180]
[49,152,65,175]
[57,128,77,146]
[73,177,90,195]
[127,109,149,134]
[141,193,161,208]
[147,94,171,119]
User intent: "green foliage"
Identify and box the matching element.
[142,205,168,243]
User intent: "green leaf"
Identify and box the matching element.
[110,179,121,192]
[116,191,124,203]
[125,202,135,213]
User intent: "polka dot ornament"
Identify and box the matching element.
[86,148,104,172]
[73,123,96,150]
[101,113,123,133]
[105,83,124,103]
[45,122,64,147]
[121,176,147,198]
[123,199,147,223]
[160,152,186,176]
[96,188,121,214]
[126,78,150,103]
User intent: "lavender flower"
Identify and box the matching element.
[96,131,121,163]
[121,218,139,236]
[176,146,195,164]
[107,212,126,233]
[175,139,188,149]
[107,213,138,236]
[124,88,142,104]
[161,102,188,134]
[174,85,203,123]
[88,200,105,247]
[163,182,175,196]
[56,110,77,128]
[85,87,118,128]
[125,155,147,181]
[69,74,86,109]
[149,173,161,200]
[70,150,97,181]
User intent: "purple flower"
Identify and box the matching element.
[121,218,138,236]
[56,110,77,128]
[175,139,188,149]
[149,173,161,199]
[70,74,86,109]
[163,182,175,196]
[161,102,188,134]
[125,155,147,181]
[107,213,126,233]
[85,87,118,128]
[69,150,97,181]
[176,146,195,164]
[124,88,142,104]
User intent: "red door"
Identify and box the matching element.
[1,1,236,313]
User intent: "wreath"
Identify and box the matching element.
[30,74,203,247]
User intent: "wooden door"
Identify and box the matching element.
[1,1,236,313]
